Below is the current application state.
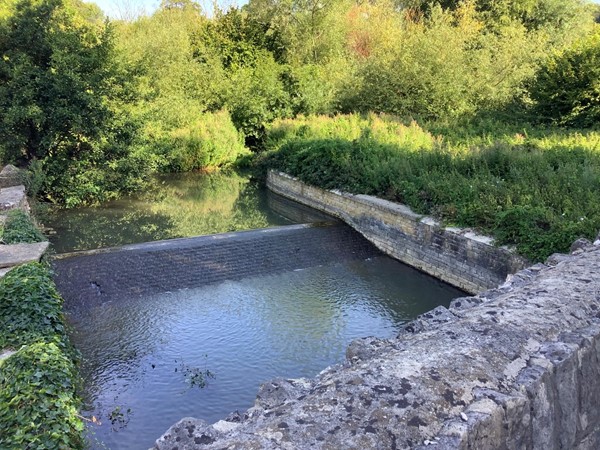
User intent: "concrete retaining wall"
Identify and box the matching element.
[267,171,528,294]
[53,223,383,311]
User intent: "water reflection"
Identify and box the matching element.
[46,171,297,253]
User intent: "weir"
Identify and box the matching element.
[53,222,382,308]
[48,172,600,450]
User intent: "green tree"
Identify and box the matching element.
[528,30,600,127]
[0,0,113,165]
[401,0,592,35]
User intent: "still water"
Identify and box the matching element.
[66,257,463,450]
[46,171,304,253]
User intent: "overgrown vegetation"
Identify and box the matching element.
[260,115,600,261]
[0,209,47,244]
[0,342,84,450]
[0,262,84,449]
[0,0,599,258]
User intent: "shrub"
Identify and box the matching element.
[261,114,600,261]
[167,110,250,172]
[1,209,47,244]
[0,342,84,450]
[528,30,600,127]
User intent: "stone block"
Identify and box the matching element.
[0,241,49,268]
[0,185,28,212]
[0,165,22,188]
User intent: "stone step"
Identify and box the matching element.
[0,185,28,212]
[0,241,49,269]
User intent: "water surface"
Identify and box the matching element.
[47,171,309,253]
[67,256,464,450]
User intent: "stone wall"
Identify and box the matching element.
[154,236,600,450]
[0,166,48,278]
[267,171,528,294]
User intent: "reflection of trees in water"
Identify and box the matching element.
[48,171,279,252]
[49,208,177,253]
[147,171,271,237]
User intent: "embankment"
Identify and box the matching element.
[267,170,527,294]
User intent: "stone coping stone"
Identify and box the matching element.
[0,164,22,189]
[0,185,27,211]
[0,241,49,269]
[153,241,600,450]
[0,266,14,279]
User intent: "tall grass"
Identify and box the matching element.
[261,114,600,261]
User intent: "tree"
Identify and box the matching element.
[401,0,592,37]
[0,0,155,207]
[0,0,114,165]
[528,30,600,127]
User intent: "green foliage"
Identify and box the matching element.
[0,262,83,448]
[0,0,151,207]
[339,2,551,120]
[1,0,597,207]
[222,51,292,144]
[0,209,47,244]
[165,110,250,172]
[22,158,46,198]
[0,0,113,164]
[0,341,84,450]
[404,0,592,35]
[0,263,67,349]
[262,114,600,261]
[528,30,600,127]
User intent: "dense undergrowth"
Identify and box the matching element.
[0,210,84,450]
[0,209,47,244]
[259,114,600,262]
[1,0,598,207]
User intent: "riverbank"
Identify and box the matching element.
[267,170,527,293]
[258,114,600,262]
[0,166,84,450]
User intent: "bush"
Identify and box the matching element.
[167,110,250,172]
[1,209,47,244]
[528,31,600,127]
[0,342,84,450]
[261,114,600,261]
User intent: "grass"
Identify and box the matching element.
[259,114,600,261]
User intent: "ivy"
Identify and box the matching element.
[0,343,84,450]
[0,263,84,449]
[1,209,47,245]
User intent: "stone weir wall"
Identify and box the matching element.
[154,236,600,450]
[267,171,528,294]
[52,223,381,310]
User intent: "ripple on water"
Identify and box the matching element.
[67,256,464,450]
